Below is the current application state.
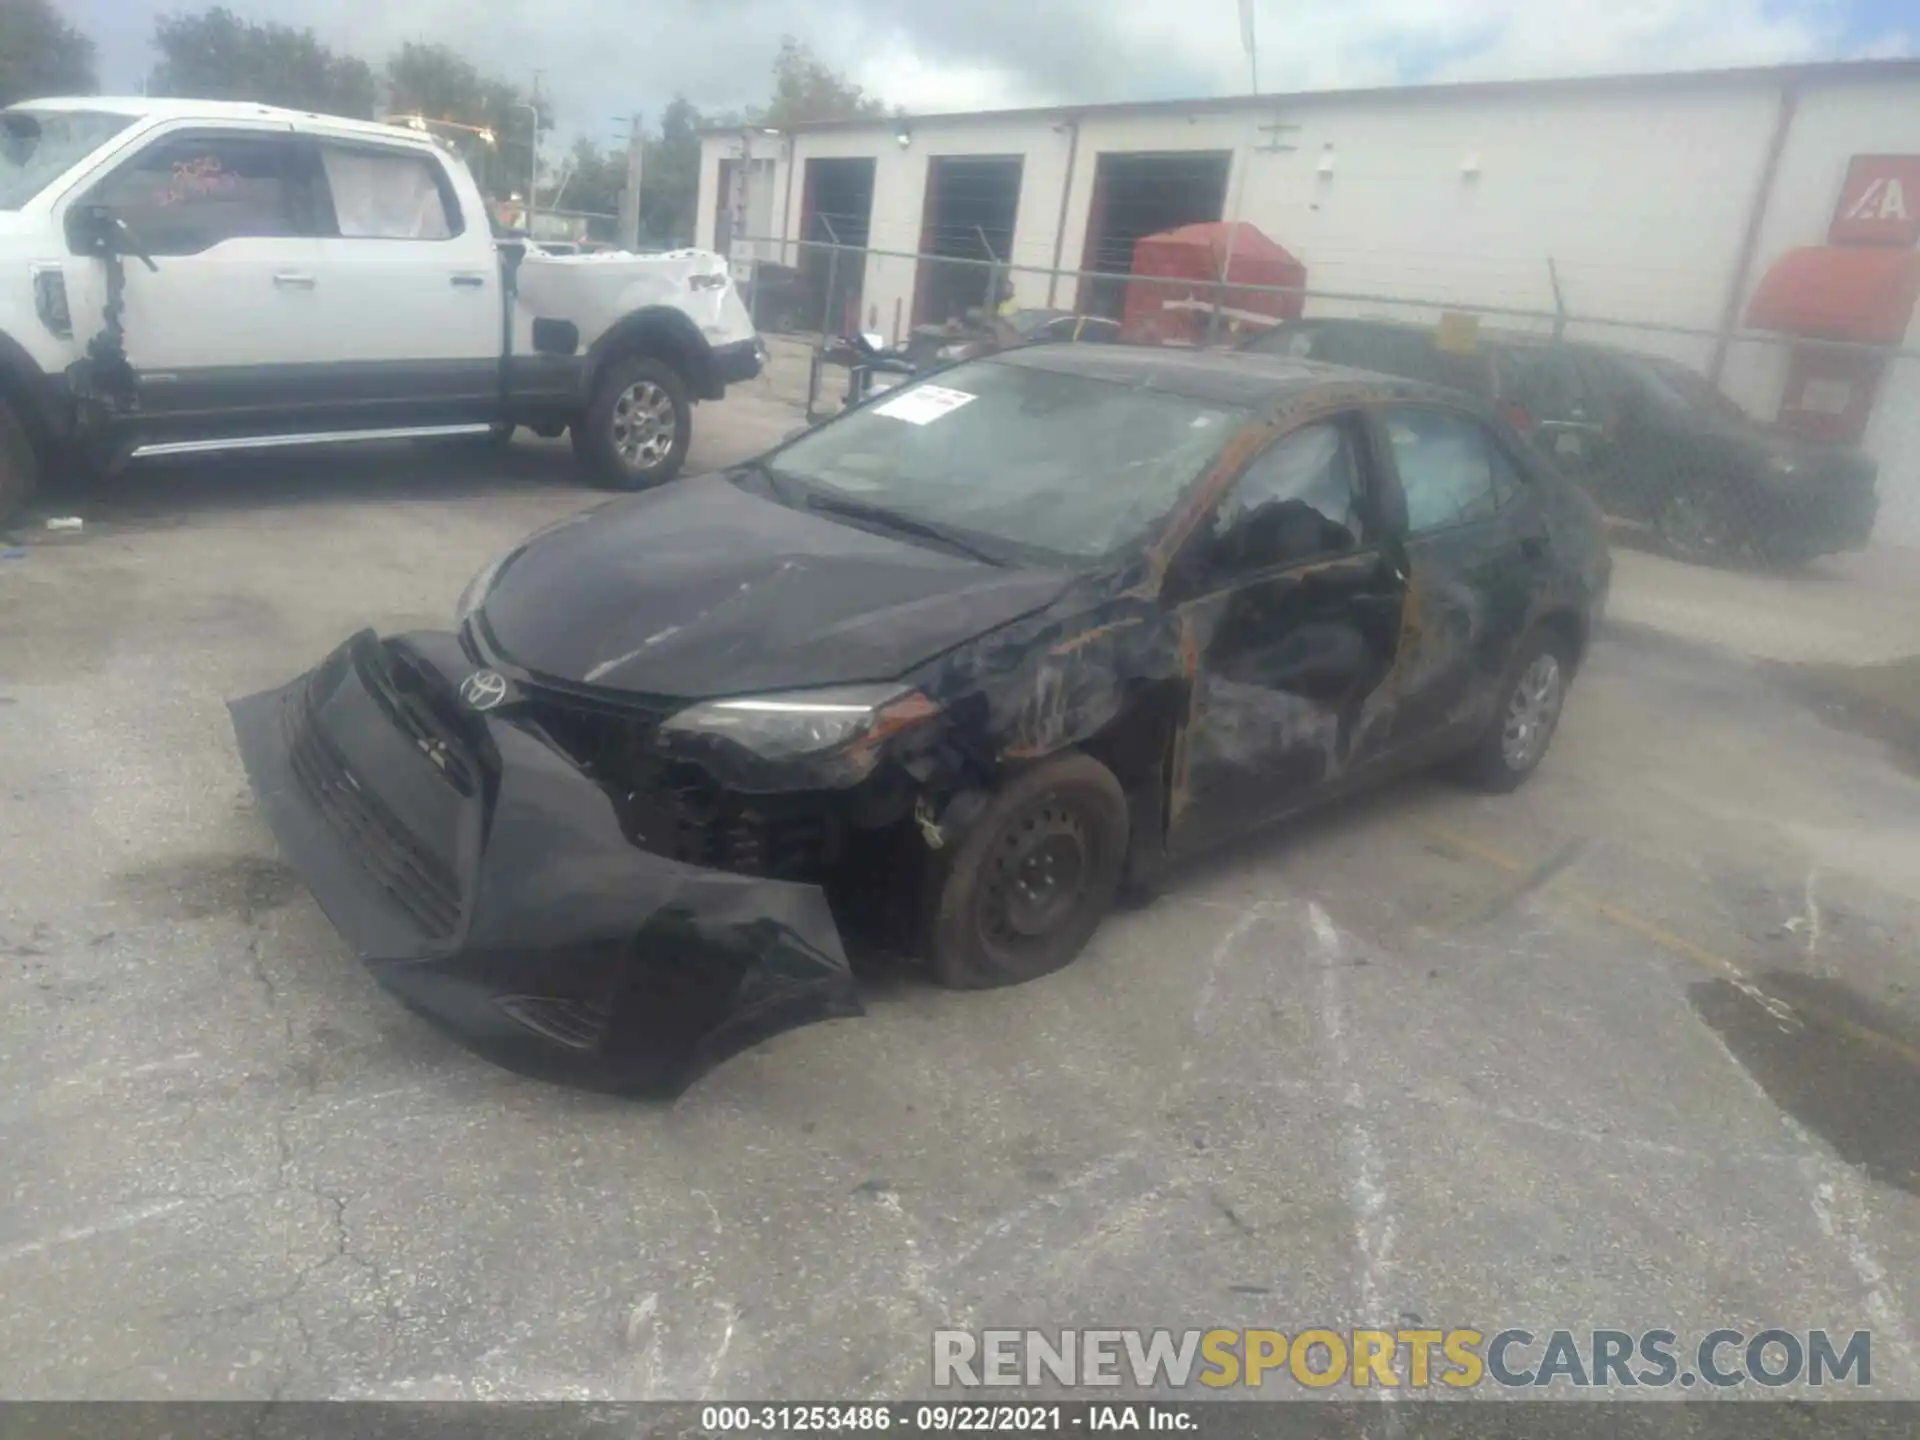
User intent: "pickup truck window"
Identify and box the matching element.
[86,131,320,255]
[316,145,460,240]
[0,109,134,210]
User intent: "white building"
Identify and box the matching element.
[697,60,1920,544]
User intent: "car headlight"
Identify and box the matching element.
[454,544,517,624]
[661,684,936,763]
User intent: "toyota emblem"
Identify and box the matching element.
[459,670,509,712]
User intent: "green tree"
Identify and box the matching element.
[639,96,703,245]
[554,136,624,220]
[148,6,377,118]
[385,43,548,201]
[0,0,98,107]
[757,36,887,127]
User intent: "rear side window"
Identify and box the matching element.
[316,144,459,239]
[86,131,317,255]
[1380,407,1517,534]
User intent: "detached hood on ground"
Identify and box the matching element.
[478,475,1075,698]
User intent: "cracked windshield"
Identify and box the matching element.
[2,0,1917,1431]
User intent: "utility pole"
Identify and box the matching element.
[622,113,644,250]
[1239,0,1259,93]
[526,71,543,236]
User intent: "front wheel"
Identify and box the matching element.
[924,754,1131,989]
[573,355,691,490]
[1457,629,1571,792]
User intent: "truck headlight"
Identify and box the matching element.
[661,685,936,762]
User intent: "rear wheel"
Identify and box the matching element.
[574,355,691,490]
[1458,629,1571,792]
[0,398,40,526]
[925,754,1131,989]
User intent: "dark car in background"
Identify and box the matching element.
[1244,318,1878,565]
[232,346,1609,1096]
[906,308,1124,367]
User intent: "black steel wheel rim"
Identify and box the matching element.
[980,798,1093,944]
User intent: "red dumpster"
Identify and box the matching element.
[1119,221,1306,347]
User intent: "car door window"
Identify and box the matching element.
[1200,419,1367,581]
[315,144,460,239]
[86,131,316,255]
[1382,407,1515,534]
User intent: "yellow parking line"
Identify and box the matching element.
[1414,818,1920,1074]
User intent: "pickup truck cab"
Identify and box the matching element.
[0,97,763,517]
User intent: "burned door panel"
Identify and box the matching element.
[1166,417,1406,846]
[1367,405,1545,753]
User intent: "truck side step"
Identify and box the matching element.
[129,424,497,460]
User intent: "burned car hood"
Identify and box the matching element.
[478,474,1076,697]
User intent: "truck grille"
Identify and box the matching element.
[283,676,463,940]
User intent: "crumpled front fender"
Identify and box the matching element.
[229,629,863,1097]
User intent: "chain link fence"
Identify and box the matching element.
[737,235,1913,580]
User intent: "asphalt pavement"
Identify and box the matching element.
[1,383,1917,1403]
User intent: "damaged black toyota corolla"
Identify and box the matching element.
[232,345,1610,1095]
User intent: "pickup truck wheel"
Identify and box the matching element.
[576,355,690,489]
[0,398,39,525]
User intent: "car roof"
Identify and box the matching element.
[11,95,431,146]
[988,342,1451,409]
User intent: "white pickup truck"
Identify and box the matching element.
[0,97,764,518]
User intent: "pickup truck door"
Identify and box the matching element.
[295,135,501,420]
[57,122,336,425]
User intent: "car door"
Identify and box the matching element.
[1166,412,1409,849]
[59,122,328,423]
[1366,403,1549,756]
[297,136,501,419]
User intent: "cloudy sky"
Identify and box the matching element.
[65,0,1917,143]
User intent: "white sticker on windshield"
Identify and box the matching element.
[873,385,977,425]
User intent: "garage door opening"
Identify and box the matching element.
[800,157,876,334]
[1076,151,1232,319]
[912,156,1024,326]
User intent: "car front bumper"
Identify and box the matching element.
[229,629,862,1097]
